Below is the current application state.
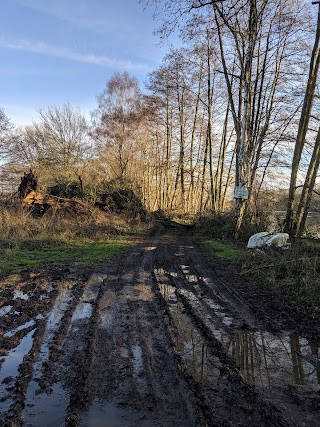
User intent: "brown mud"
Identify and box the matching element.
[0,222,319,426]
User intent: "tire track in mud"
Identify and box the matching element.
[0,277,87,426]
[78,233,201,427]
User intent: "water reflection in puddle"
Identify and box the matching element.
[226,330,320,392]
[0,329,35,411]
[155,269,221,384]
[155,268,320,393]
[0,329,35,383]
[4,320,35,338]
[28,283,74,380]
[23,382,68,427]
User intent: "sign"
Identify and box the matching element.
[234,186,249,200]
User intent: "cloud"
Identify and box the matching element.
[13,0,133,35]
[0,37,151,72]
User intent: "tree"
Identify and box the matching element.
[285,2,320,236]
[0,107,14,161]
[143,0,312,234]
[9,104,90,185]
[92,72,146,181]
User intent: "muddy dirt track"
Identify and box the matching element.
[0,222,319,426]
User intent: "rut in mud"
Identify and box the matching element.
[0,223,319,426]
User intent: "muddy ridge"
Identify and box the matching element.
[0,223,319,426]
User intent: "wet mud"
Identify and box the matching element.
[0,223,319,426]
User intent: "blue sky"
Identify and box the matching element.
[0,0,171,125]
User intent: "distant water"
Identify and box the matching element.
[271,211,320,236]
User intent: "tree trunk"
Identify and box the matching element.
[285,4,320,234]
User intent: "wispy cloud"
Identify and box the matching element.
[0,37,151,72]
[14,0,129,35]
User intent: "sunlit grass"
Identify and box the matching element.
[203,240,244,260]
[0,237,132,278]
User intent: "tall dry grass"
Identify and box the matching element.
[0,201,129,242]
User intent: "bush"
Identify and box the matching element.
[48,177,83,199]
[195,209,272,243]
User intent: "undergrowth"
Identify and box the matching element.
[240,243,320,315]
[195,211,320,316]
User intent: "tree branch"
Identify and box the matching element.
[189,0,227,12]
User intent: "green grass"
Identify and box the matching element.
[0,237,132,277]
[202,240,244,260]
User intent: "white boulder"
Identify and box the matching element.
[247,232,290,249]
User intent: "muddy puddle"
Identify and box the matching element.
[224,329,320,392]
[0,329,36,412]
[79,400,157,427]
[23,382,68,427]
[3,320,36,338]
[156,271,223,384]
[155,267,320,395]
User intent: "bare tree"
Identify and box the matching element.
[92,72,146,181]
[9,104,90,184]
[285,2,320,236]
[0,108,14,161]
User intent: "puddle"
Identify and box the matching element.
[0,329,35,383]
[179,282,320,392]
[172,301,222,383]
[180,265,197,283]
[13,289,29,300]
[156,268,320,394]
[132,342,146,390]
[155,270,221,384]
[132,344,143,371]
[154,269,175,302]
[4,320,35,338]
[180,280,320,391]
[0,329,35,411]
[0,305,12,316]
[79,400,157,427]
[23,382,68,427]
[69,275,104,327]
[71,303,93,322]
[226,331,320,392]
[130,284,152,302]
[222,317,233,327]
[21,282,75,400]
[99,289,116,330]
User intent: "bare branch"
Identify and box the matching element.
[189,0,227,12]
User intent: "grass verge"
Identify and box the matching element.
[0,237,132,278]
